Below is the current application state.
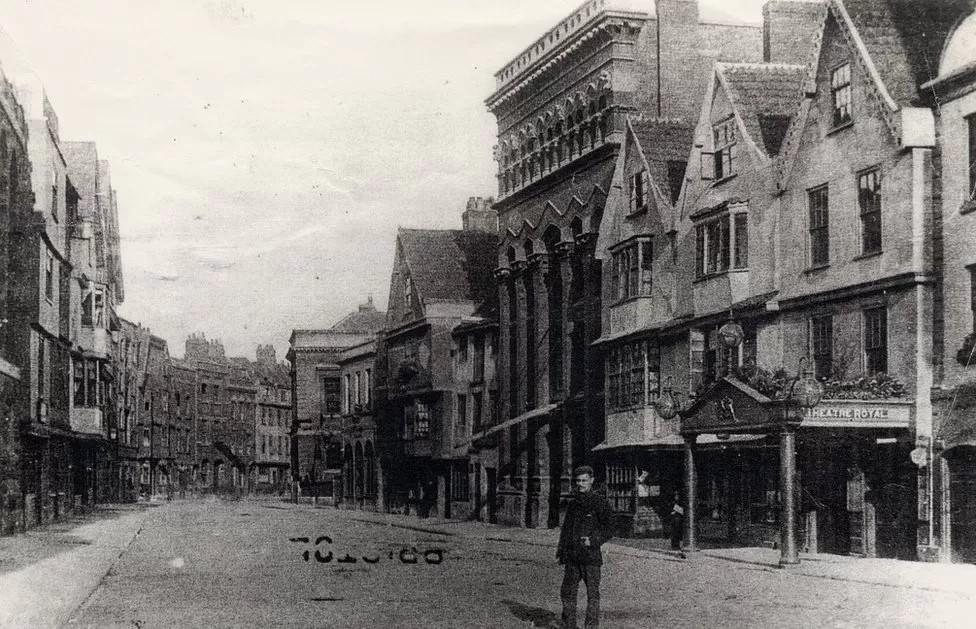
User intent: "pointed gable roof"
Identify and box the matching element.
[398,228,498,308]
[629,117,694,204]
[834,0,971,107]
[715,62,807,158]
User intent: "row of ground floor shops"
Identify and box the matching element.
[345,388,976,564]
[0,436,291,537]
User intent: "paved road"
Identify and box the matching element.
[7,499,968,628]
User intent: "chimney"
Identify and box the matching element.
[655,0,705,121]
[461,196,498,234]
[359,295,376,312]
[256,344,277,366]
[762,1,825,65]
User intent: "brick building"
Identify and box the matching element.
[253,345,291,494]
[485,0,762,529]
[374,202,497,518]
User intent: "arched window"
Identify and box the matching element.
[555,121,564,164]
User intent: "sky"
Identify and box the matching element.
[0,0,770,360]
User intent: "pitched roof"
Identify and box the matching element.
[330,301,386,334]
[629,118,694,203]
[717,63,807,157]
[398,228,498,308]
[835,0,971,106]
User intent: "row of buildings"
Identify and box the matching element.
[0,51,296,535]
[291,0,976,564]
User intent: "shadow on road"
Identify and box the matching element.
[502,599,560,628]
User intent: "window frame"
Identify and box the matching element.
[629,169,650,214]
[606,338,660,411]
[830,63,853,128]
[610,236,653,303]
[710,117,737,181]
[810,314,834,380]
[694,210,747,279]
[808,184,830,267]
[858,167,883,255]
[863,306,888,375]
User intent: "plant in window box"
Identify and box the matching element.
[819,373,906,400]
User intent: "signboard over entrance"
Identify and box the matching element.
[801,401,912,429]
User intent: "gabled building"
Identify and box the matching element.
[375,202,497,519]
[486,0,763,529]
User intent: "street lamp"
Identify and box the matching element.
[779,356,823,567]
[653,376,682,420]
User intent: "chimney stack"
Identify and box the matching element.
[762,1,825,65]
[461,196,498,234]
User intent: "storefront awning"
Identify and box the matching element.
[475,403,559,439]
[592,433,764,452]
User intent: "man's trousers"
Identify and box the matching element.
[560,561,601,629]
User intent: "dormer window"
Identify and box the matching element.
[831,63,852,127]
[702,118,736,181]
[712,118,736,180]
[629,170,650,214]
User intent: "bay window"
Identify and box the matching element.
[694,210,748,278]
[610,237,653,302]
[606,338,660,411]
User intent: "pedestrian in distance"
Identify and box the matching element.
[556,465,612,629]
[669,490,686,558]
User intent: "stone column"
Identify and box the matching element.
[513,266,528,416]
[779,427,799,566]
[557,244,574,499]
[684,435,698,552]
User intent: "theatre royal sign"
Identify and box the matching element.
[801,400,912,429]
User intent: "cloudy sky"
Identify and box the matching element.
[0,0,769,359]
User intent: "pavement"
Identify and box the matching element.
[0,498,974,628]
[319,503,976,597]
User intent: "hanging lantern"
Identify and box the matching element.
[717,320,744,348]
[789,357,823,409]
[653,376,681,420]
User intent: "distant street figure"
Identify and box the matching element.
[669,491,686,557]
[556,465,612,629]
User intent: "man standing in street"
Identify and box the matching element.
[556,465,612,629]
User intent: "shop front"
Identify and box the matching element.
[680,377,916,563]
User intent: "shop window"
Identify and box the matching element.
[858,168,882,254]
[808,185,829,266]
[831,63,852,127]
[749,451,780,524]
[451,463,470,502]
[863,307,888,374]
[607,465,635,513]
[810,315,834,380]
[415,401,430,438]
[611,238,652,301]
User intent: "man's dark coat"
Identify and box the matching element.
[556,490,613,565]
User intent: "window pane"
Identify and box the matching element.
[733,214,748,268]
[859,169,882,253]
[809,186,829,266]
[640,241,653,295]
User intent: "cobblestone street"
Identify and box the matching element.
[2,499,974,628]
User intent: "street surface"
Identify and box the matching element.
[1,499,975,628]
